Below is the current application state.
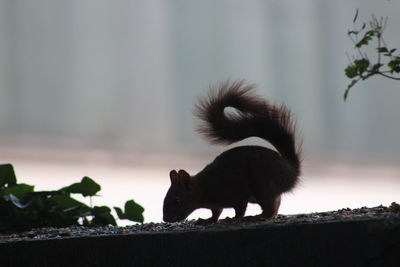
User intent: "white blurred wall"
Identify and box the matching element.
[1,0,400,165]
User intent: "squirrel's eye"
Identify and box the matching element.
[174,197,181,205]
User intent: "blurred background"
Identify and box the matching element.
[0,0,399,223]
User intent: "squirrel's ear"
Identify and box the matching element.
[169,170,178,184]
[178,169,191,189]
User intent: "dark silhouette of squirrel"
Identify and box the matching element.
[163,80,301,223]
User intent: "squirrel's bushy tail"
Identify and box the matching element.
[195,80,301,176]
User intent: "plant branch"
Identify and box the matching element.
[377,72,400,80]
[344,10,400,101]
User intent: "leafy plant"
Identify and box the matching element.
[344,9,400,100]
[0,163,144,232]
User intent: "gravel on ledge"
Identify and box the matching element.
[1,202,399,243]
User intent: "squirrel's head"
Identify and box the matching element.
[163,169,195,222]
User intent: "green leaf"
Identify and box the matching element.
[344,79,358,101]
[65,176,101,197]
[388,59,400,73]
[0,164,17,188]
[3,194,32,209]
[114,200,144,223]
[366,30,376,37]
[50,195,88,210]
[91,206,117,226]
[354,58,370,74]
[377,47,388,53]
[114,207,124,219]
[345,59,370,79]
[355,31,375,48]
[347,30,358,36]
[124,200,144,223]
[345,65,358,78]
[2,184,34,198]
[371,63,383,73]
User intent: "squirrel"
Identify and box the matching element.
[163,80,301,223]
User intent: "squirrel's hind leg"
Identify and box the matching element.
[259,194,281,219]
[249,178,281,219]
[233,201,248,218]
[210,208,223,222]
[249,159,282,219]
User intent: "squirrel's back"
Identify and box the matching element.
[194,80,301,188]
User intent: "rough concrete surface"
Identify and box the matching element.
[0,213,399,267]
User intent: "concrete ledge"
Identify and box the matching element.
[1,217,399,267]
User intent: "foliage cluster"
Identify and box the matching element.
[344,9,400,100]
[0,164,144,232]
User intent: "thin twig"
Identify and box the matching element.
[377,72,400,80]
